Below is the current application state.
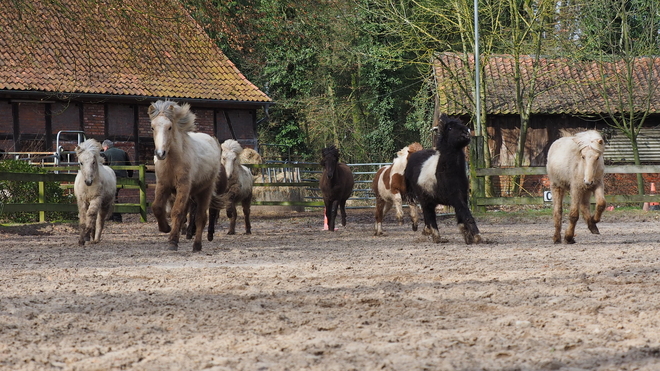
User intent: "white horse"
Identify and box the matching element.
[215,139,254,235]
[74,139,117,246]
[547,130,606,244]
[148,100,221,251]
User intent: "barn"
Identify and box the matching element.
[434,53,660,195]
[0,0,272,164]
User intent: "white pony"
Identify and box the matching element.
[215,139,254,235]
[74,139,117,246]
[547,130,606,244]
[148,100,221,252]
[372,142,423,236]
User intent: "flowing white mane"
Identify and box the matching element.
[148,100,197,132]
[573,130,605,153]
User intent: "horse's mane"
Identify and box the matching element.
[148,100,197,132]
[221,139,244,156]
[76,138,102,158]
[573,130,605,153]
[321,145,340,165]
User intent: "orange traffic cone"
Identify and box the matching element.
[650,182,659,208]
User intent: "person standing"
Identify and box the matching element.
[101,140,133,222]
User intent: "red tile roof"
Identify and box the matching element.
[0,0,271,103]
[435,53,660,116]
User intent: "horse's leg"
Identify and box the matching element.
[208,207,218,241]
[92,198,112,243]
[393,194,404,225]
[421,201,445,243]
[408,202,419,232]
[325,199,337,232]
[85,200,101,244]
[227,203,237,235]
[191,192,212,252]
[152,185,172,234]
[590,184,607,233]
[186,200,196,240]
[454,200,481,245]
[339,199,347,227]
[579,189,598,235]
[167,187,190,251]
[374,196,386,236]
[551,185,564,244]
[242,194,252,235]
[77,203,88,246]
[564,185,580,244]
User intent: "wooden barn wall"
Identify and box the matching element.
[0,99,260,164]
[487,114,609,167]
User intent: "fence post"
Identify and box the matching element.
[470,136,486,212]
[139,164,147,222]
[38,181,45,222]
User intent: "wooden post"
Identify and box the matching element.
[469,136,486,212]
[139,164,147,222]
[38,181,45,222]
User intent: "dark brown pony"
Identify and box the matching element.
[320,145,354,232]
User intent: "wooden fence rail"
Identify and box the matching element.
[473,165,660,207]
[2,163,659,222]
[0,165,148,222]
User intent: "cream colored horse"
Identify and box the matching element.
[148,100,221,252]
[74,139,117,246]
[547,130,606,244]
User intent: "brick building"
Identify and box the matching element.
[0,0,272,164]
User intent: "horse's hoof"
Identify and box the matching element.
[412,224,418,232]
[432,235,449,243]
[588,225,600,234]
[78,240,85,246]
[564,237,576,244]
[244,231,252,235]
[167,242,178,251]
[159,226,172,234]
[472,234,483,244]
[207,234,214,242]
[192,243,202,252]
[227,231,236,235]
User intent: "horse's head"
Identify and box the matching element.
[574,131,605,186]
[148,100,196,160]
[76,139,102,186]
[221,139,244,178]
[435,114,471,150]
[321,145,340,179]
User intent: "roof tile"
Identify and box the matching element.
[435,53,660,115]
[1,0,271,103]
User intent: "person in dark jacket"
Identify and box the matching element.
[101,140,133,222]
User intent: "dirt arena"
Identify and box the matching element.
[1,208,660,370]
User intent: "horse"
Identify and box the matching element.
[372,142,423,236]
[185,162,228,241]
[547,130,606,244]
[320,145,354,232]
[214,139,254,235]
[148,100,221,252]
[74,139,117,246]
[404,114,481,244]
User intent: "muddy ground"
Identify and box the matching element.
[1,208,660,370]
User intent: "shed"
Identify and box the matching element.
[0,0,272,164]
[434,53,660,167]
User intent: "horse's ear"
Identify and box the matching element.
[598,139,603,145]
[148,104,155,117]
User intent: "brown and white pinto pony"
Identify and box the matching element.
[372,142,423,236]
[547,130,606,244]
[149,100,221,252]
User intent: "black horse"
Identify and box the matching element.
[404,114,481,244]
[320,145,354,232]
